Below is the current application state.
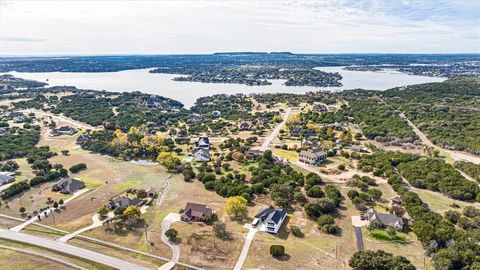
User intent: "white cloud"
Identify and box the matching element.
[0,0,478,55]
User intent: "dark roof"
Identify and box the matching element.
[110,196,143,208]
[0,173,14,184]
[366,209,403,228]
[299,149,327,159]
[76,134,92,142]
[255,206,287,224]
[182,202,212,219]
[52,177,85,194]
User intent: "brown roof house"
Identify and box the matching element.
[180,202,213,223]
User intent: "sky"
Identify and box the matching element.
[0,0,479,55]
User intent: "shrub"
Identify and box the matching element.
[317,214,335,227]
[306,185,324,198]
[69,163,87,173]
[270,245,285,257]
[322,224,339,234]
[165,228,178,242]
[290,225,304,237]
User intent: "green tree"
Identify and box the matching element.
[165,228,178,242]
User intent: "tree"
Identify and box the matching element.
[98,205,109,218]
[157,152,180,172]
[123,205,141,221]
[61,150,70,156]
[183,169,195,181]
[306,185,324,198]
[58,199,64,205]
[213,222,231,240]
[317,214,334,227]
[294,191,308,205]
[19,206,26,214]
[53,201,59,209]
[270,245,285,257]
[137,189,147,199]
[368,188,382,201]
[165,228,178,242]
[349,250,415,270]
[225,196,248,220]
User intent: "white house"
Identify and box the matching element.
[0,172,15,186]
[252,205,287,234]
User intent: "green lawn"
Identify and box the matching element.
[367,229,408,242]
[272,148,299,162]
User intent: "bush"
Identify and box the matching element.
[290,225,304,237]
[270,245,285,257]
[306,185,324,198]
[69,163,87,173]
[165,228,178,242]
[322,224,339,234]
[317,214,335,227]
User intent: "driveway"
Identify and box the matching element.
[57,212,114,243]
[354,226,364,251]
[234,224,259,270]
[160,213,181,264]
[0,229,150,270]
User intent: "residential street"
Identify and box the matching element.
[0,229,151,270]
[257,107,292,151]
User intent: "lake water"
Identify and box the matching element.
[7,67,445,108]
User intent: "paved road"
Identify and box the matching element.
[160,213,181,267]
[234,224,258,270]
[353,226,364,251]
[11,188,89,232]
[0,229,150,270]
[256,107,292,151]
[0,244,87,270]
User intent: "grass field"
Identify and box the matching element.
[272,148,299,162]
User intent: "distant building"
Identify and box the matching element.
[50,126,77,136]
[366,209,404,230]
[212,111,221,117]
[76,134,92,144]
[350,145,369,153]
[312,104,328,112]
[245,149,263,160]
[0,172,15,186]
[196,136,210,150]
[108,196,143,210]
[51,177,85,194]
[13,116,25,123]
[180,202,213,223]
[193,148,210,162]
[7,112,23,119]
[0,127,10,137]
[252,205,287,234]
[299,149,327,166]
[239,121,252,131]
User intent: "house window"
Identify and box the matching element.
[267,227,274,231]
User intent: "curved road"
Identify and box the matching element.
[0,229,150,270]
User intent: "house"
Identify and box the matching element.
[391,196,402,205]
[365,209,404,230]
[350,145,369,153]
[290,127,302,137]
[0,127,10,136]
[189,114,204,122]
[212,111,221,117]
[51,177,85,194]
[312,104,328,112]
[193,148,210,162]
[13,116,25,123]
[245,149,263,160]
[50,126,77,136]
[146,187,156,197]
[306,131,317,138]
[196,136,210,150]
[239,121,252,131]
[252,205,287,234]
[330,122,343,131]
[108,196,143,210]
[299,149,327,166]
[76,134,92,144]
[0,172,15,186]
[180,202,213,222]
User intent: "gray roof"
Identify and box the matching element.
[0,172,14,185]
[52,177,85,194]
[255,206,287,224]
[193,148,210,162]
[366,209,403,228]
[109,196,143,209]
[299,149,327,159]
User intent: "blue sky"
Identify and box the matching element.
[0,0,478,55]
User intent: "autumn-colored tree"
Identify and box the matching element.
[225,196,248,219]
[123,205,141,221]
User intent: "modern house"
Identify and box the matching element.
[50,126,78,136]
[299,149,327,166]
[193,148,210,162]
[365,209,404,230]
[51,177,85,194]
[196,136,210,150]
[212,111,221,117]
[180,202,213,223]
[252,205,287,234]
[76,134,92,144]
[107,196,143,210]
[0,172,15,186]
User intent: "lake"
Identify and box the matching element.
[7,67,446,107]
